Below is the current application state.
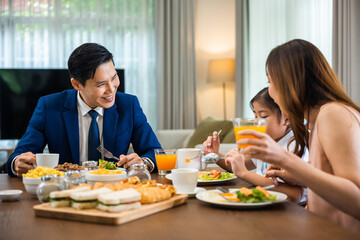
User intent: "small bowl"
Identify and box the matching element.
[0,189,23,201]
[22,177,42,195]
[85,170,127,185]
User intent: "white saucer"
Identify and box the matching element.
[0,189,23,201]
[177,187,206,198]
[165,173,172,180]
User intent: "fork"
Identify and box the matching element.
[97,145,120,161]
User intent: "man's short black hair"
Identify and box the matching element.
[68,43,114,86]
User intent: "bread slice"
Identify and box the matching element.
[70,187,112,201]
[97,202,141,212]
[72,201,98,210]
[49,186,92,207]
[50,186,91,199]
[49,199,71,208]
[98,188,141,205]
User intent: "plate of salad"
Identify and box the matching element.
[197,170,237,185]
[166,170,237,185]
[196,187,287,209]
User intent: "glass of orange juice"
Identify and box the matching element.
[232,118,267,149]
[154,149,177,175]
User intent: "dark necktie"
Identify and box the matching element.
[88,110,100,161]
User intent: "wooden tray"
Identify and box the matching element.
[34,194,188,225]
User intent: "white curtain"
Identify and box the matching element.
[236,0,333,117]
[155,0,197,129]
[332,0,360,105]
[0,0,157,128]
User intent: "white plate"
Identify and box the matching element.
[177,187,206,198]
[196,189,288,209]
[0,189,23,201]
[166,173,237,185]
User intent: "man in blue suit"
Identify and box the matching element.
[7,43,161,177]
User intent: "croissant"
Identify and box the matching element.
[136,187,172,203]
[138,180,157,187]
[158,184,176,195]
[119,176,140,185]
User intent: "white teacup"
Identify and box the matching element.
[171,168,198,193]
[176,148,202,170]
[36,153,59,168]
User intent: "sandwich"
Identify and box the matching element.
[70,187,112,210]
[49,186,91,207]
[97,188,141,212]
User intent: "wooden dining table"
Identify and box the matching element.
[0,172,358,240]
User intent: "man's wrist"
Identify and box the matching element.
[141,157,155,172]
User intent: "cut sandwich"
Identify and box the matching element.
[97,188,141,212]
[71,187,112,210]
[49,186,91,208]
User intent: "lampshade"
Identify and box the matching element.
[207,59,235,83]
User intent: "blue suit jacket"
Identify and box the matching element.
[7,89,161,176]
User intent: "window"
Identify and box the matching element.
[0,0,157,128]
[243,0,333,117]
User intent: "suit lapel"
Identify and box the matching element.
[103,103,118,153]
[63,90,80,164]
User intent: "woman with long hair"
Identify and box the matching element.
[227,39,360,233]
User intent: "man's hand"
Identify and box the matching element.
[14,152,36,177]
[116,153,144,169]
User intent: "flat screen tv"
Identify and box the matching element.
[0,69,125,139]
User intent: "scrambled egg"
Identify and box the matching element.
[23,166,65,178]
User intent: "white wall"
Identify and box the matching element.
[195,0,235,122]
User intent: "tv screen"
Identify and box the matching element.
[0,69,125,139]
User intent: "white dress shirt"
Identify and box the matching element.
[77,92,104,164]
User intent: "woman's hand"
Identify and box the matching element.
[236,129,289,167]
[224,148,248,178]
[202,131,220,155]
[265,165,304,187]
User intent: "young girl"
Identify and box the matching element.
[234,39,360,233]
[203,88,309,203]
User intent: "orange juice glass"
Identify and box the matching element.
[154,149,177,175]
[233,118,267,149]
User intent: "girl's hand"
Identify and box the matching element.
[224,148,248,177]
[203,131,221,155]
[236,129,289,167]
[265,165,304,187]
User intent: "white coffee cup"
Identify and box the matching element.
[171,168,198,193]
[36,153,59,168]
[176,148,202,170]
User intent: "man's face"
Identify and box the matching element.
[73,61,119,109]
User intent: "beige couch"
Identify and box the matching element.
[156,129,237,154]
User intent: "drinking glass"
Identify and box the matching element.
[232,118,267,149]
[154,149,177,175]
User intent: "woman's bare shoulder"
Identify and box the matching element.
[318,102,359,123]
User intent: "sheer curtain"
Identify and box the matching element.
[236,0,333,117]
[155,0,197,129]
[332,0,360,105]
[0,0,157,128]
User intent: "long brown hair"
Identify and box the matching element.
[266,39,360,157]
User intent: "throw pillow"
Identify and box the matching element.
[222,129,236,143]
[186,117,233,148]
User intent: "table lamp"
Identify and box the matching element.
[207,59,235,120]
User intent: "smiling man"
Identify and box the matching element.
[7,43,161,177]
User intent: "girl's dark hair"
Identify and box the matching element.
[250,87,282,122]
[67,43,114,86]
[266,39,360,157]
